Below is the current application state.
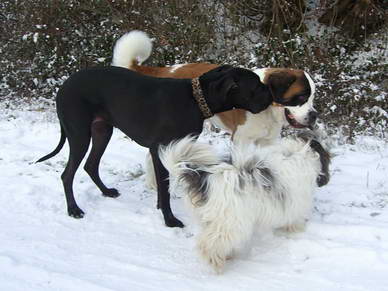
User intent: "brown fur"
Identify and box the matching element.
[130,62,218,79]
[284,81,306,100]
[261,68,304,83]
[264,68,309,102]
[215,109,247,138]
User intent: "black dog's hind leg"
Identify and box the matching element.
[61,132,91,218]
[150,147,184,228]
[84,120,120,198]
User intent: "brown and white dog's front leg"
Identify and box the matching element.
[150,147,184,228]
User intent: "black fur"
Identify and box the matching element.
[180,168,210,207]
[309,139,331,187]
[36,65,273,227]
[258,166,274,190]
[223,153,274,191]
[297,131,331,187]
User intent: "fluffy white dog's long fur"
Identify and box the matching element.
[159,135,329,272]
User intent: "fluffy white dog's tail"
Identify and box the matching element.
[159,136,218,176]
[159,136,219,204]
[112,30,152,68]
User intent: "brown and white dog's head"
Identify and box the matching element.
[255,68,318,129]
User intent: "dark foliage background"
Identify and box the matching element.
[1,0,387,139]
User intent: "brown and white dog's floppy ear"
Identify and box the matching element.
[267,71,296,103]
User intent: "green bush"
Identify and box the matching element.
[0,0,386,138]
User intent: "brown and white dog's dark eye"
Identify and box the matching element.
[296,95,308,102]
[280,94,310,107]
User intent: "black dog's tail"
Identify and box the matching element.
[36,124,66,163]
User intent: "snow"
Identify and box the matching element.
[1,104,388,291]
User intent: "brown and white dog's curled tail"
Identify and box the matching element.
[112,30,152,69]
[36,124,66,163]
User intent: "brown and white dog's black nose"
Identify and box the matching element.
[308,110,318,125]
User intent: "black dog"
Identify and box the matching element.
[37,65,273,227]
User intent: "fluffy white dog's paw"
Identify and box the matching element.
[281,222,306,233]
[198,239,226,274]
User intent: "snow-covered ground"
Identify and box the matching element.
[1,104,388,291]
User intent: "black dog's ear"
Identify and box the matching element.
[267,72,296,103]
[219,76,239,99]
[199,65,239,105]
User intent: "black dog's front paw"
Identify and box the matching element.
[68,206,85,218]
[103,188,120,198]
[165,216,185,228]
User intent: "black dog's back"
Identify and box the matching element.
[57,66,203,147]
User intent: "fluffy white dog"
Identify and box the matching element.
[159,133,330,273]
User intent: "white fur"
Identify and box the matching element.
[160,137,321,273]
[253,68,267,83]
[232,107,286,146]
[169,64,186,73]
[159,136,218,189]
[156,136,221,196]
[305,71,316,94]
[144,152,156,190]
[112,30,152,68]
[209,106,287,146]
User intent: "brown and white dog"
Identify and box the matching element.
[112,31,318,144]
[112,31,318,188]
